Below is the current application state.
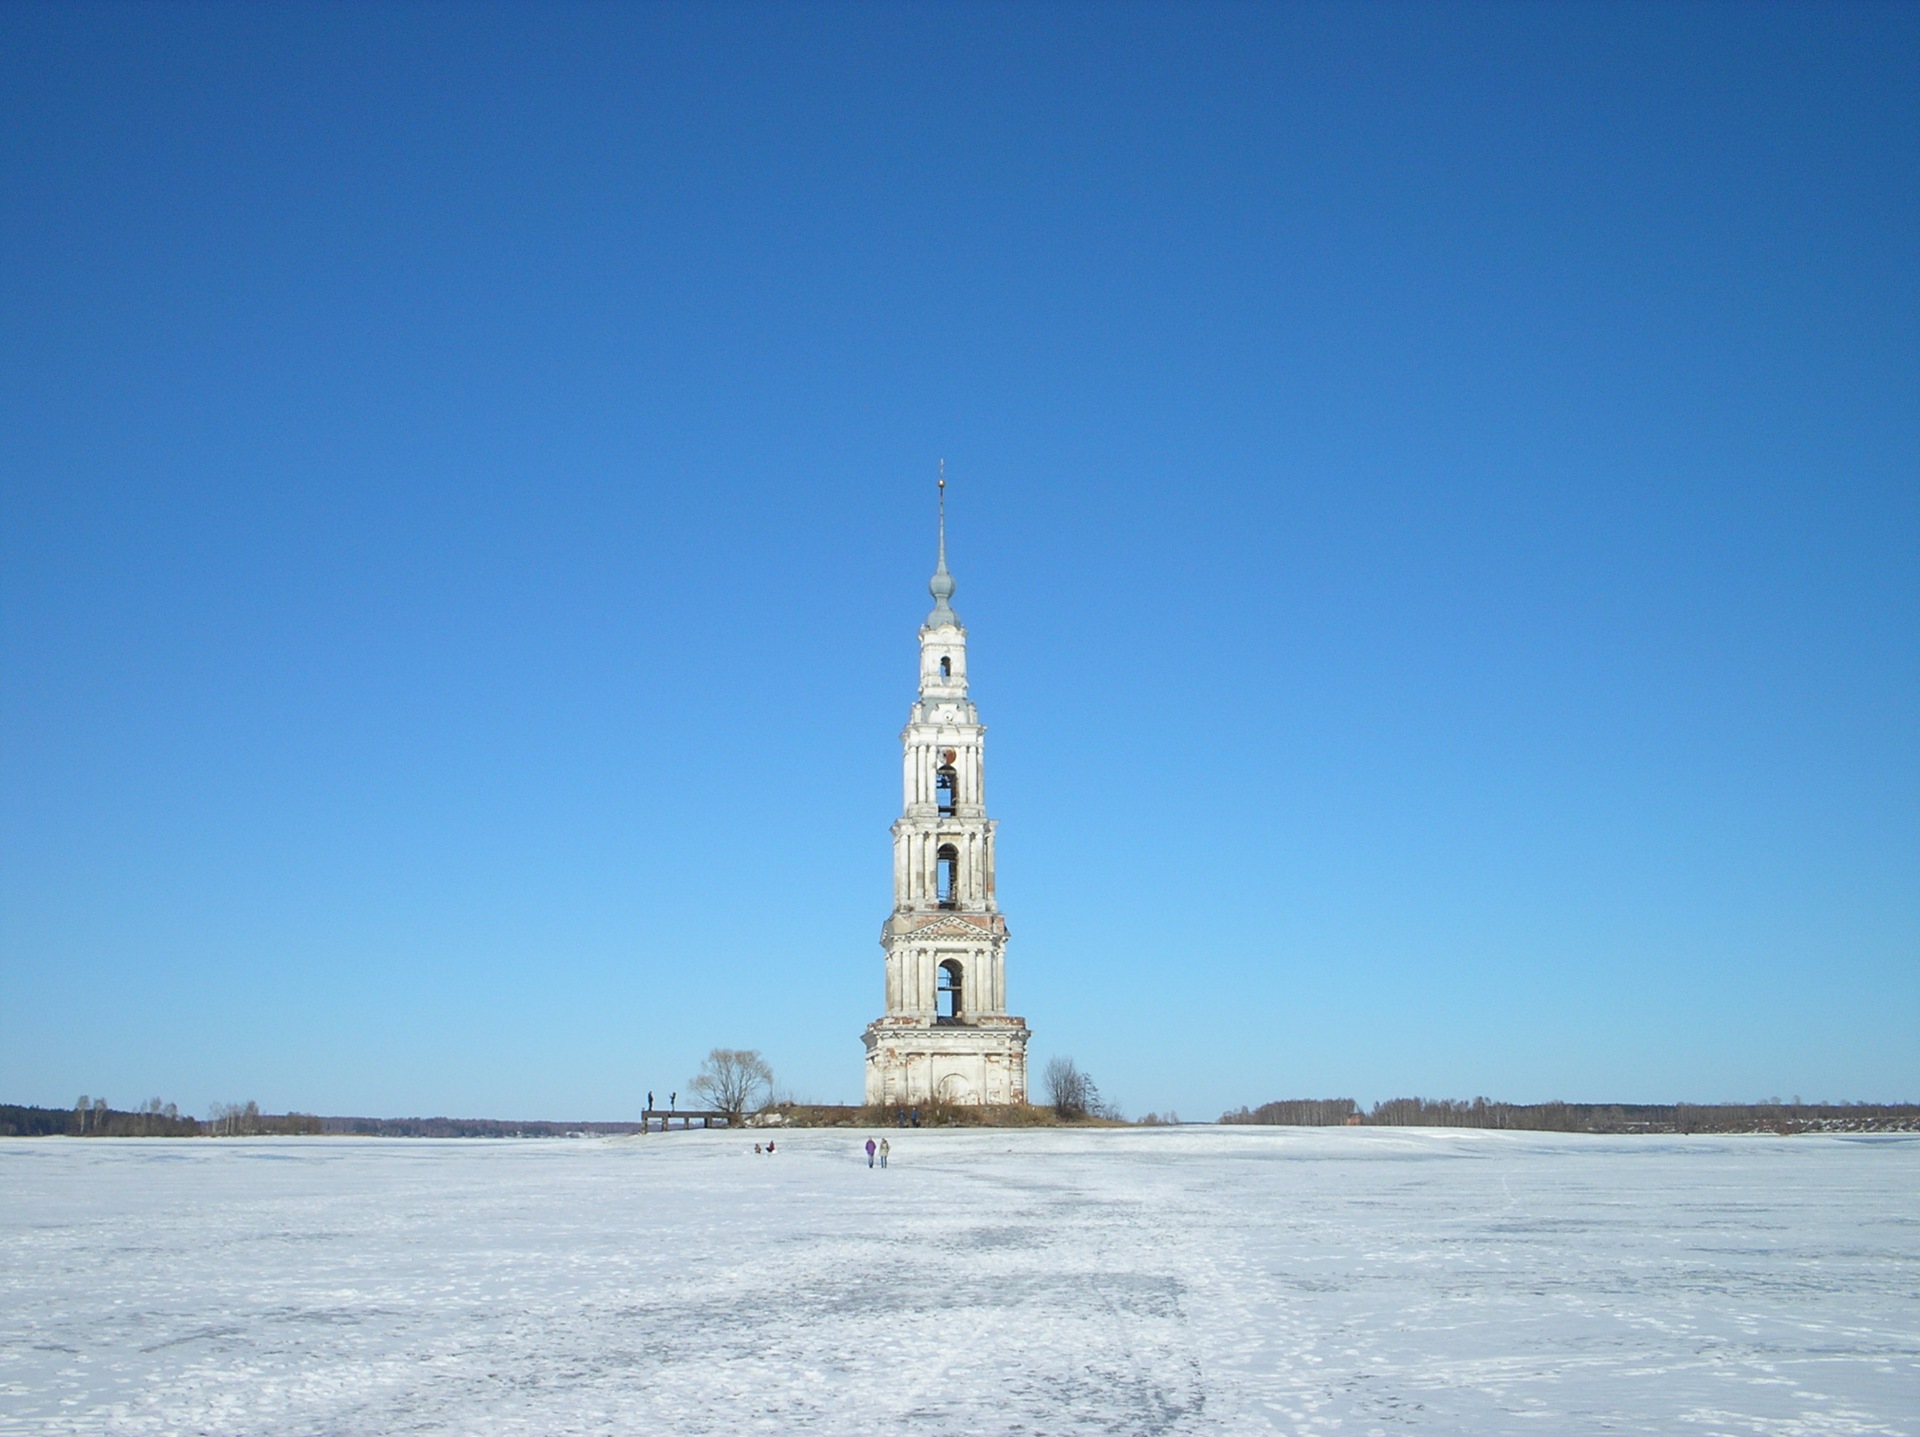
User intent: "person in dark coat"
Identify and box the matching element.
[865,1137,877,1168]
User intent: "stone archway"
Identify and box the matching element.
[938,1073,973,1104]
[936,958,963,1023]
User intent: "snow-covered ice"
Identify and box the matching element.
[1,1127,1915,1435]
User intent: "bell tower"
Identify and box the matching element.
[862,470,1031,1106]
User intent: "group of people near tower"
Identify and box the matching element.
[747,1136,891,1166]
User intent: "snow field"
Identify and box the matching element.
[1,1127,1915,1435]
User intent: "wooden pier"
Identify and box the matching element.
[641,1109,729,1132]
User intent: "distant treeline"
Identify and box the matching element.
[319,1116,649,1138]
[3,1102,206,1137]
[209,1102,324,1136]
[0,1103,652,1139]
[21,1096,1915,1140]
[1219,1097,1920,1133]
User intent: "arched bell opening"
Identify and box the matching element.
[936,764,957,816]
[936,844,959,908]
[939,655,952,679]
[936,959,963,1024]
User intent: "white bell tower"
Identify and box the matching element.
[862,471,1031,1106]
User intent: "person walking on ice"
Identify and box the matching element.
[865,1137,877,1168]
[878,1138,890,1169]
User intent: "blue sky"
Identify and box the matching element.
[3,2,1914,1120]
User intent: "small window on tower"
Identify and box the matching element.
[940,656,951,678]
[936,765,956,815]
[936,844,959,908]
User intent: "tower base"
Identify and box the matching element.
[862,1017,1030,1106]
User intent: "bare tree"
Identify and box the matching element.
[209,1101,263,1137]
[1044,1056,1089,1119]
[688,1049,773,1125]
[1043,1057,1119,1121]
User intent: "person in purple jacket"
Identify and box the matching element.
[865,1137,877,1168]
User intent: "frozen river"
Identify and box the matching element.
[1,1127,1915,1435]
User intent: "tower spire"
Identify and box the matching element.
[926,459,959,628]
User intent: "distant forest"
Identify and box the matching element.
[0,1102,647,1139]
[0,1100,319,1137]
[1218,1097,1920,1133]
[319,1116,648,1138]
[3,1101,206,1137]
[11,1097,1919,1138]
